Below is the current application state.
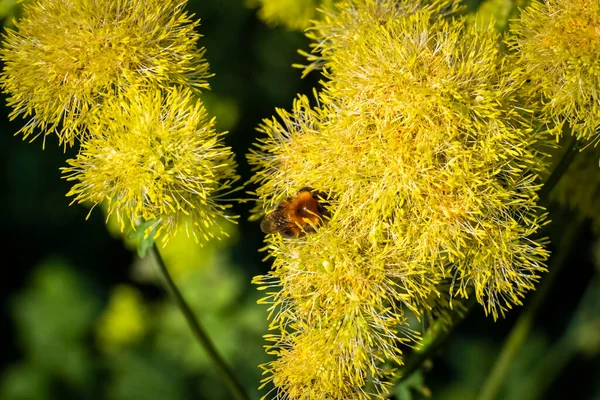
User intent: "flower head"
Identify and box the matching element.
[1,0,210,146]
[62,85,238,244]
[509,0,600,144]
[249,0,552,397]
[255,227,417,399]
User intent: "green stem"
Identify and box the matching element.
[537,134,578,204]
[394,296,477,386]
[150,244,250,400]
[518,337,575,400]
[477,219,583,400]
[520,274,599,400]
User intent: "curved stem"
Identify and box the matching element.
[394,296,477,386]
[538,134,578,205]
[520,273,599,400]
[479,220,582,400]
[150,244,250,400]
[477,219,584,400]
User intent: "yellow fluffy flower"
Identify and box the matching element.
[255,228,418,399]
[62,85,238,244]
[509,0,600,144]
[1,0,210,146]
[249,1,552,397]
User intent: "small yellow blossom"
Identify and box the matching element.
[248,0,333,30]
[62,85,238,245]
[509,0,600,144]
[1,0,210,146]
[96,285,147,350]
[250,0,552,397]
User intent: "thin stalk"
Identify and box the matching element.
[394,296,477,386]
[150,244,249,400]
[477,218,583,400]
[538,134,578,204]
[519,274,599,400]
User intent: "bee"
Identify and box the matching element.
[260,187,328,238]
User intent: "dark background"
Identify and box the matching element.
[1,1,599,399]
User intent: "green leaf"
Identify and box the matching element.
[105,351,186,400]
[394,371,430,400]
[0,364,50,400]
[127,220,159,257]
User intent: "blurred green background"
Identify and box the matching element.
[0,1,599,399]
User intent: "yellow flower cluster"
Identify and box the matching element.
[1,0,210,146]
[1,0,238,244]
[249,0,552,397]
[509,0,600,144]
[62,86,238,243]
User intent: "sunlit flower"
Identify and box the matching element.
[1,0,210,146]
[249,0,552,397]
[509,0,600,144]
[62,85,238,244]
[255,227,418,399]
[262,326,396,399]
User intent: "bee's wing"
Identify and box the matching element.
[260,210,289,234]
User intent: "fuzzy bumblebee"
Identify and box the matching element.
[260,187,328,237]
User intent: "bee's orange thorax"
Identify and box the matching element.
[260,187,328,237]
[285,191,321,234]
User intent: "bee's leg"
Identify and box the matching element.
[314,191,330,217]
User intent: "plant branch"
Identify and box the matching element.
[518,273,599,400]
[393,295,477,387]
[477,218,584,400]
[150,244,250,400]
[538,134,578,204]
